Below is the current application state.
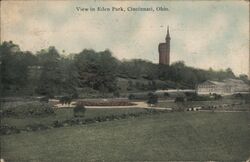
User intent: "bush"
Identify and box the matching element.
[113,91,120,97]
[213,93,222,100]
[72,92,79,99]
[26,124,48,131]
[74,103,86,117]
[77,100,135,106]
[147,93,158,105]
[233,93,250,103]
[175,97,185,103]
[1,101,54,117]
[244,94,250,103]
[0,109,17,117]
[187,95,214,101]
[0,125,20,135]
[233,93,243,98]
[52,120,63,128]
[145,108,158,113]
[40,96,49,103]
[59,96,72,105]
[164,92,170,97]
[128,94,135,100]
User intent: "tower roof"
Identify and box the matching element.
[166,26,170,41]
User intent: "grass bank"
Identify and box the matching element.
[1,112,250,161]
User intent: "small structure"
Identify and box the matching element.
[197,79,250,95]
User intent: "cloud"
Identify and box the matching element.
[176,12,229,55]
[226,40,249,75]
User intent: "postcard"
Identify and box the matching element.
[0,0,249,161]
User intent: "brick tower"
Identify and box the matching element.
[158,26,171,65]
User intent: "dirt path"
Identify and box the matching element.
[199,110,250,113]
[53,101,173,110]
[53,100,249,112]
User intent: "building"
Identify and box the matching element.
[158,26,171,65]
[224,79,250,93]
[197,80,231,95]
[197,79,250,95]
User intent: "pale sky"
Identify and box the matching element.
[1,0,249,75]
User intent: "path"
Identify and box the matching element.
[52,100,249,112]
[53,101,173,111]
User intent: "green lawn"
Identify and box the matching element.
[1,112,250,161]
[1,108,147,129]
[157,99,249,110]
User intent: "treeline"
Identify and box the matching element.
[0,41,236,97]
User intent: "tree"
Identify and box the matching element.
[36,46,62,96]
[0,41,36,95]
[147,92,158,106]
[74,49,118,93]
[239,74,249,83]
[59,57,79,95]
[118,59,158,80]
[0,41,239,97]
[225,68,235,78]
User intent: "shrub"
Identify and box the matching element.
[1,101,54,118]
[72,92,79,99]
[175,97,185,103]
[145,108,158,113]
[0,125,20,135]
[77,100,135,106]
[233,93,250,103]
[40,96,49,103]
[147,93,158,105]
[164,92,170,97]
[128,94,135,100]
[233,93,243,99]
[113,91,120,97]
[59,96,72,105]
[1,109,17,117]
[28,103,54,116]
[26,124,48,131]
[74,103,86,117]
[212,93,222,100]
[187,95,215,101]
[185,92,197,97]
[52,120,63,128]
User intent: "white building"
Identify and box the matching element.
[224,79,249,93]
[197,79,250,95]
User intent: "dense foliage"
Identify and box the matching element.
[74,49,118,93]
[73,103,86,117]
[0,41,240,96]
[147,92,158,105]
[0,101,54,117]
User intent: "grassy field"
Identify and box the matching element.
[157,99,249,110]
[1,108,147,129]
[1,112,250,161]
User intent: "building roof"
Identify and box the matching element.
[223,79,245,85]
[199,79,249,87]
[200,80,226,86]
[209,81,226,85]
